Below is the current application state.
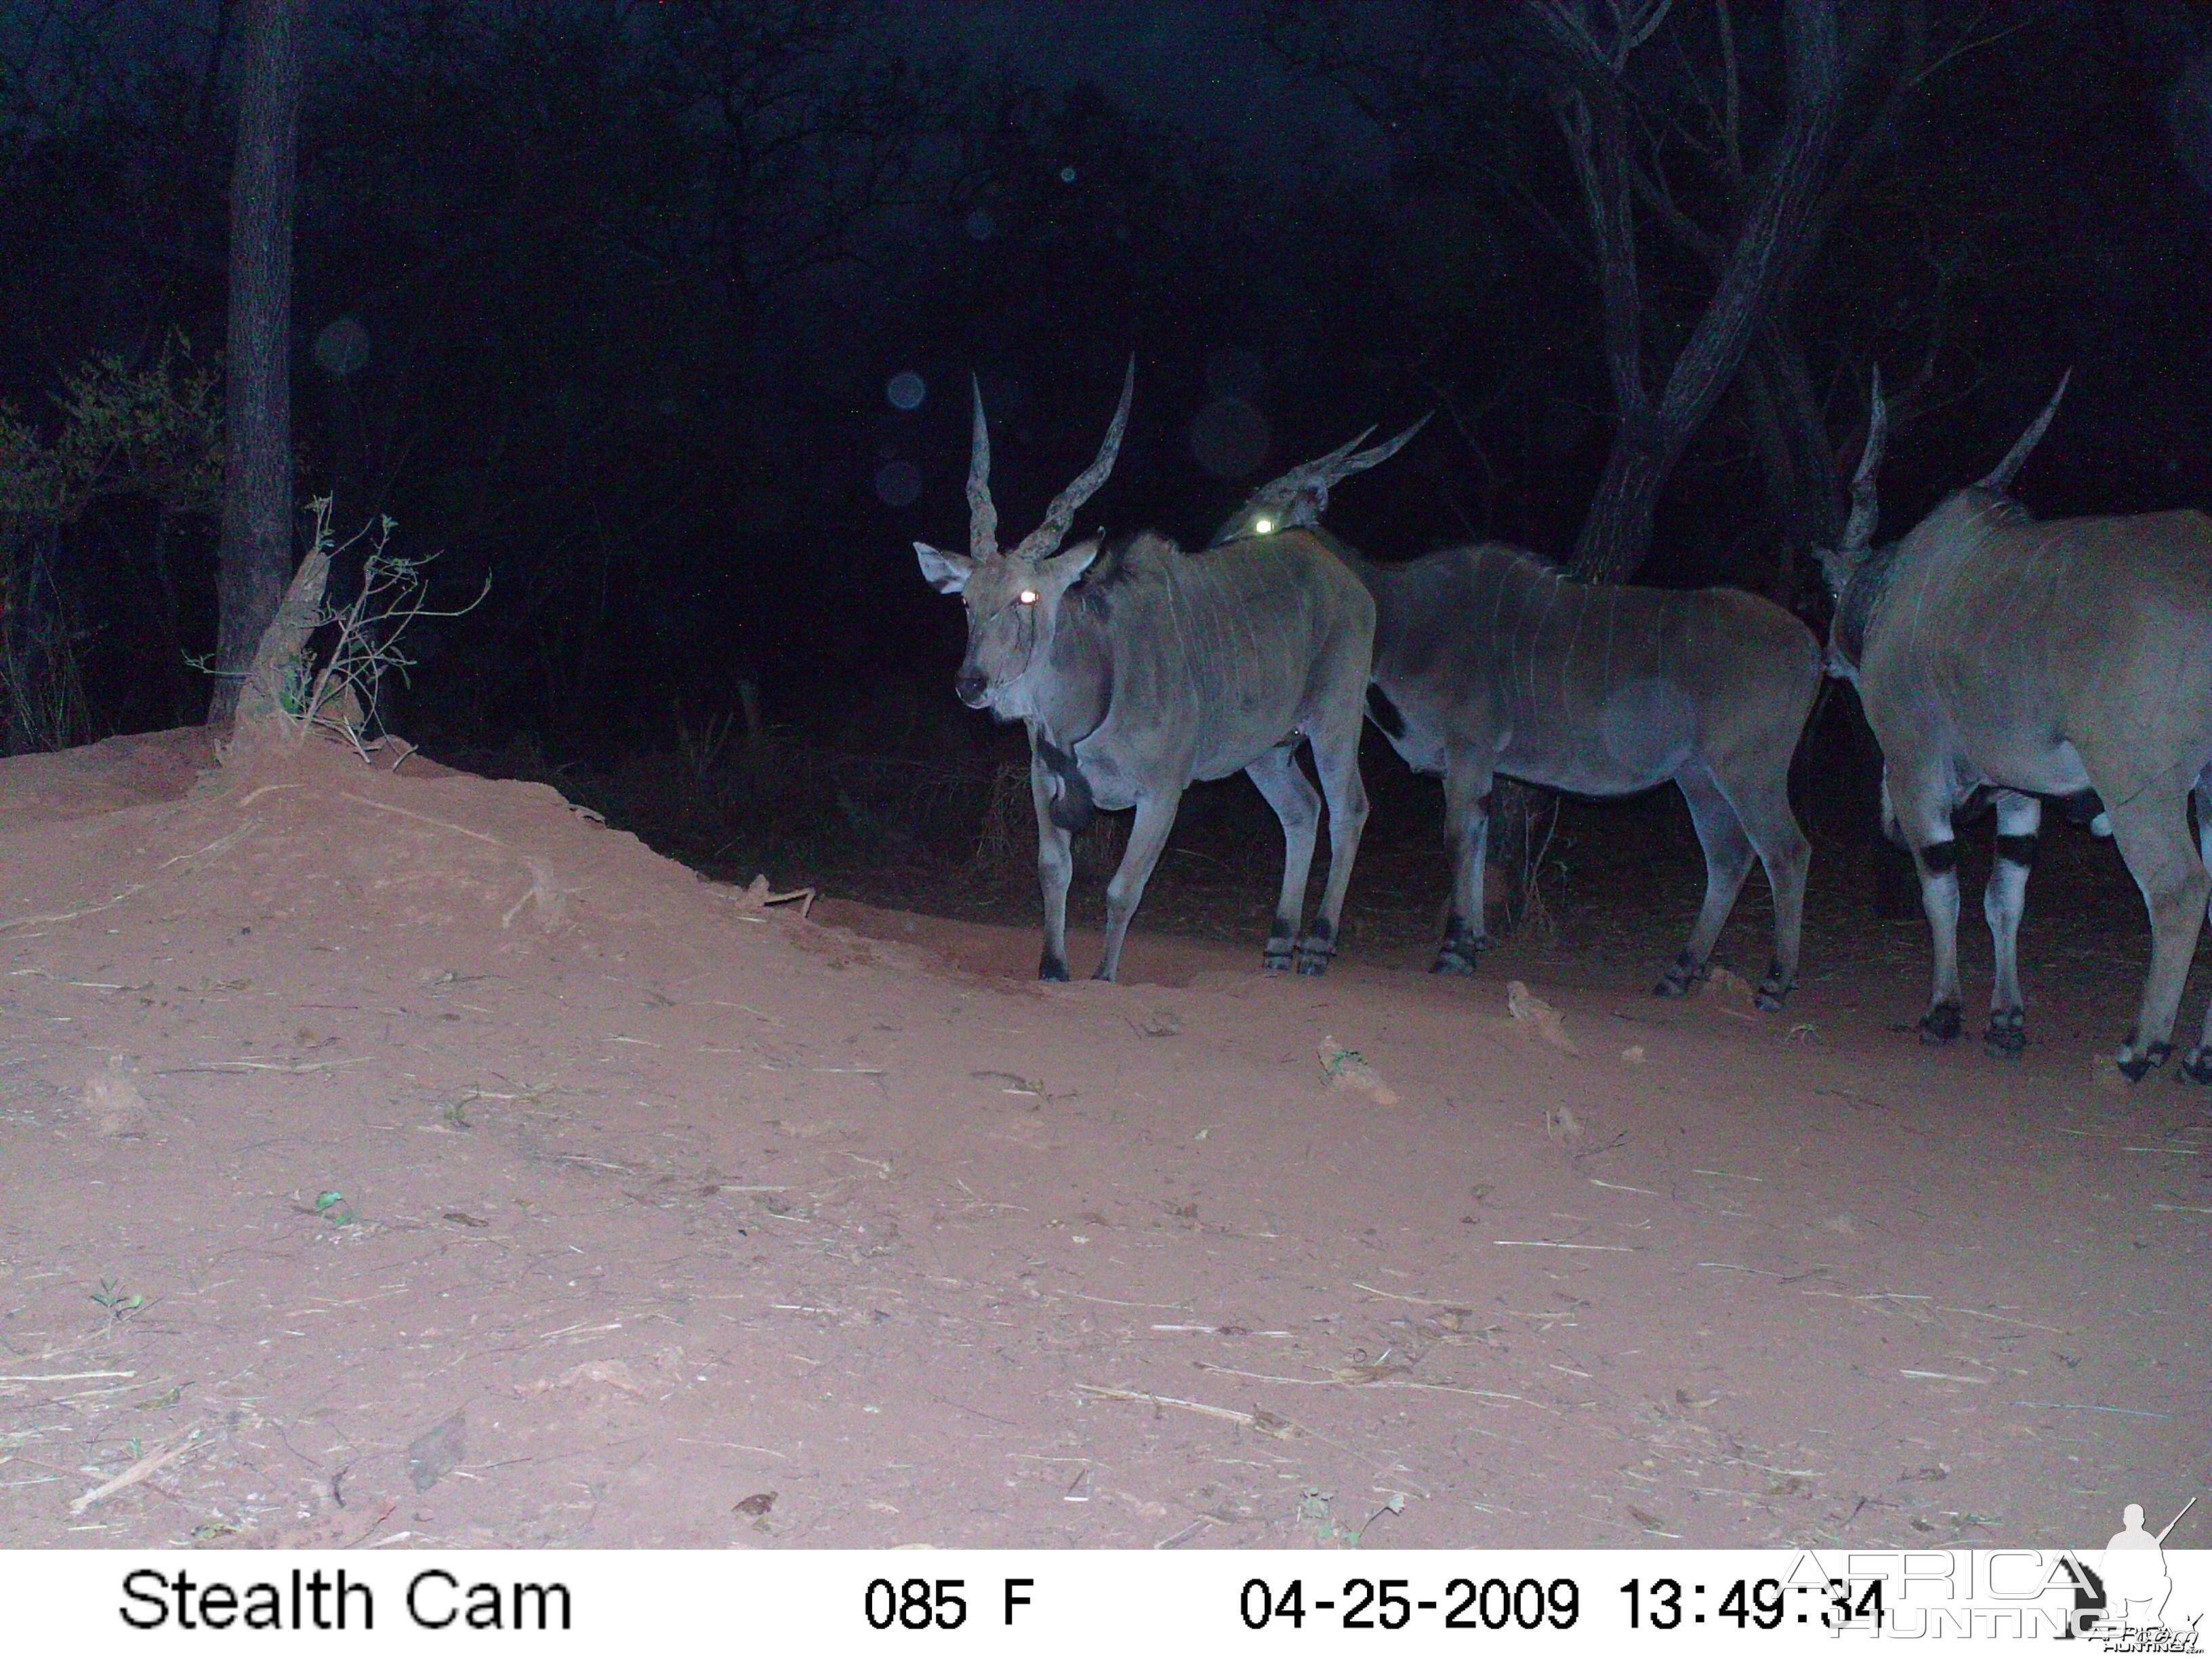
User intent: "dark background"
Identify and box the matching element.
[4,0,2210,893]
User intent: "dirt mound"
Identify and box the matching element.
[0,727,215,834]
[1,735,877,987]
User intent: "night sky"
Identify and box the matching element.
[905,0,1394,177]
[3,1,2211,805]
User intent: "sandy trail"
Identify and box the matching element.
[0,732,2203,1549]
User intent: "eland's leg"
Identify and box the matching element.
[2181,772,2212,1081]
[2102,782,2212,1081]
[1879,767,1969,1042]
[2196,772,2212,921]
[1982,790,2041,1055]
[1299,693,1371,977]
[1028,748,1077,981]
[1909,851,1966,1043]
[1092,787,1184,983]
[1244,744,1322,972]
[1656,763,1757,998]
[1433,749,1494,974]
[1715,766,1813,1012]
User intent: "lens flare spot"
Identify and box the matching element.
[313,316,371,377]
[1189,397,1271,480]
[874,459,922,507]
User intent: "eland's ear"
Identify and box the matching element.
[1816,545,1864,601]
[915,541,973,594]
[1043,536,1102,586]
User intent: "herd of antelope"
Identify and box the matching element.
[917,363,2212,1084]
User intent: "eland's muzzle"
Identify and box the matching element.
[954,666,989,708]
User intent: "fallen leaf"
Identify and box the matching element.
[1318,1034,1399,1105]
[1506,982,1575,1051]
[405,1410,466,1494]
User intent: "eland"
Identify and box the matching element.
[915,363,1376,983]
[1823,371,2212,1079]
[1215,424,1822,1009]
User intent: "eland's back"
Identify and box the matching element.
[1862,494,2212,802]
[1060,530,1374,787]
[1364,539,1818,795]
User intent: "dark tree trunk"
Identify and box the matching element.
[1566,1,1938,596]
[1528,0,1844,583]
[211,0,302,726]
[1565,411,1671,583]
[1740,323,1847,607]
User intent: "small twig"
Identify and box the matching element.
[1492,1240,1639,1252]
[340,793,503,846]
[1073,1385,1254,1425]
[1940,1307,2066,1334]
[1352,1282,1446,1305]
[1193,1361,1555,1410]
[157,1058,371,1076]
[70,1429,201,1515]
[153,821,260,869]
[714,877,817,919]
[0,884,147,933]
[2011,1401,2171,1419]
[342,1500,401,1549]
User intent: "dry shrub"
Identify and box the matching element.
[971,758,1029,872]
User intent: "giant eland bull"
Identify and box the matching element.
[1823,371,2212,1080]
[1214,429,1822,1010]
[914,363,1376,983]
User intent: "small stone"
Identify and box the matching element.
[80,1064,151,1138]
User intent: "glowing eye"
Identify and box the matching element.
[1254,517,1273,535]
[1019,589,1038,605]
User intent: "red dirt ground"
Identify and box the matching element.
[1,729,2205,1551]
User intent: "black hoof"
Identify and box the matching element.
[1262,947,1294,974]
[1431,918,1483,976]
[1295,920,1336,975]
[1982,1014,2026,1057]
[2178,1046,2212,1085]
[1654,950,1702,998]
[1755,960,1790,1013]
[2116,1039,2172,1082]
[1918,1001,1963,1045]
[1038,953,1069,983]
